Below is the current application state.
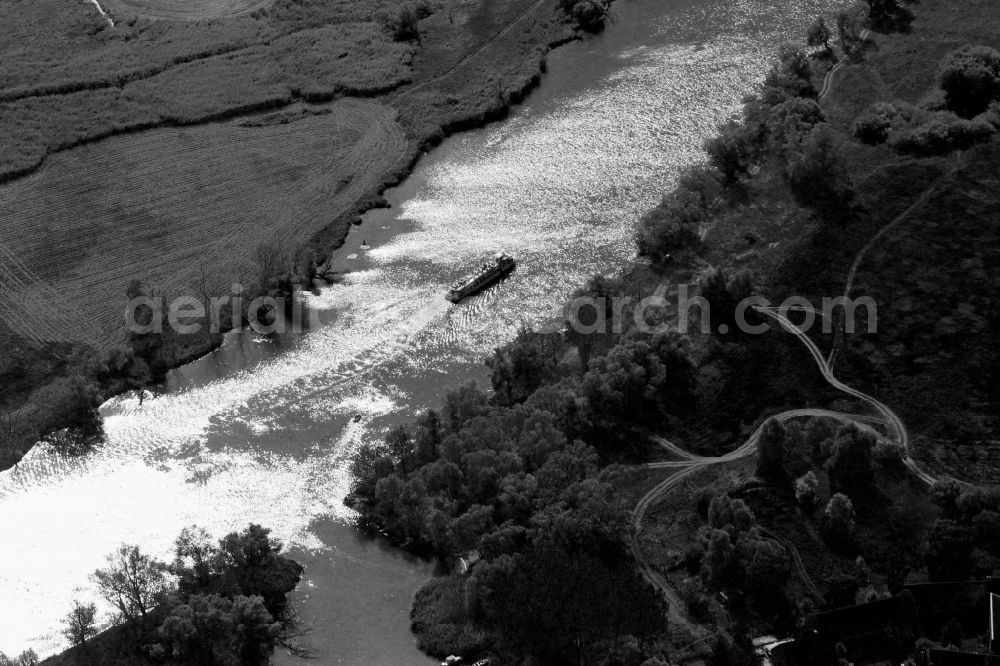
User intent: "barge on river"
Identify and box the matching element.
[445,253,516,303]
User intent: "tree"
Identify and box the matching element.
[93,544,172,625]
[973,510,1000,555]
[769,97,826,158]
[937,45,1000,118]
[763,44,817,103]
[925,519,974,582]
[707,629,758,666]
[0,651,39,666]
[930,478,965,516]
[785,124,854,217]
[835,9,861,53]
[571,0,606,31]
[705,120,759,182]
[853,102,905,144]
[824,425,875,495]
[795,471,820,512]
[488,327,559,406]
[479,542,667,664]
[443,382,489,432]
[172,526,220,594]
[803,416,835,459]
[637,169,720,262]
[757,418,788,481]
[30,376,105,456]
[392,5,420,41]
[579,332,695,449]
[865,0,916,33]
[823,493,856,547]
[154,593,280,666]
[807,17,833,55]
[63,600,98,648]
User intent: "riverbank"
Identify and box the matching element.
[0,0,607,473]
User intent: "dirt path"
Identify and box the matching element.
[630,301,941,639]
[827,153,964,369]
[817,29,871,101]
[757,526,824,601]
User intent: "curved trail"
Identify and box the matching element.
[817,29,871,101]
[630,305,939,641]
[828,154,964,368]
[757,526,823,601]
[631,32,954,626]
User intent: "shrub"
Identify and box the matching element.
[762,44,817,104]
[557,0,606,31]
[795,471,820,512]
[930,478,966,514]
[888,112,996,155]
[785,124,854,217]
[768,97,825,155]
[984,101,1000,129]
[873,439,904,467]
[392,6,420,41]
[806,17,833,55]
[824,426,876,495]
[865,0,916,34]
[636,166,720,262]
[572,1,606,31]
[705,119,764,182]
[853,102,904,144]
[756,418,788,482]
[822,492,856,546]
[925,519,974,581]
[411,577,490,658]
[937,45,1000,118]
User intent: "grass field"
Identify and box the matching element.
[102,0,273,21]
[0,99,407,345]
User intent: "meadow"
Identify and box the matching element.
[101,0,273,21]
[0,99,407,345]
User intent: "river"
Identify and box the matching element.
[0,0,840,660]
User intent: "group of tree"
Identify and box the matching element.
[699,39,855,221]
[633,4,932,449]
[677,494,796,629]
[59,524,303,665]
[854,45,1000,155]
[926,479,1000,581]
[636,165,720,264]
[0,651,38,666]
[1,328,159,467]
[557,0,609,32]
[347,329,702,662]
[755,416,924,566]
